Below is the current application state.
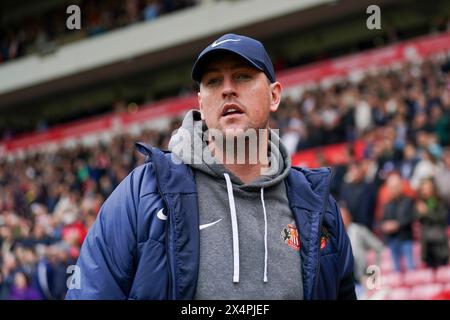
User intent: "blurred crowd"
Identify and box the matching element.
[1,55,450,299]
[0,126,176,299]
[0,0,198,64]
[275,56,450,287]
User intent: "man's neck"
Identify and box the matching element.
[208,129,270,184]
[222,162,268,185]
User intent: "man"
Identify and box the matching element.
[380,172,415,272]
[66,34,356,300]
[340,202,383,298]
[340,161,377,229]
[435,147,450,209]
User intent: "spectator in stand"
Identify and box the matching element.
[338,90,356,143]
[0,253,18,299]
[374,126,403,184]
[354,92,373,135]
[37,243,75,300]
[410,113,432,144]
[414,178,449,268]
[340,161,377,229]
[374,169,416,227]
[8,271,42,300]
[303,112,325,148]
[411,148,439,190]
[435,148,450,210]
[144,0,162,21]
[392,113,408,151]
[380,172,415,272]
[50,244,75,300]
[397,141,420,180]
[281,107,306,155]
[340,201,383,297]
[0,0,199,64]
[320,92,342,144]
[427,133,444,160]
[0,224,16,257]
[431,105,450,147]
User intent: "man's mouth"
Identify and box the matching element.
[221,104,244,117]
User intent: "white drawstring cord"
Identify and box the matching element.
[224,173,240,283]
[261,187,268,283]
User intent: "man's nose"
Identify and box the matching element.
[221,76,237,99]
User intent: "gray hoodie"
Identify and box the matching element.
[168,110,303,299]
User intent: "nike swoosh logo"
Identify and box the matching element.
[199,219,222,230]
[211,39,241,48]
[156,208,167,221]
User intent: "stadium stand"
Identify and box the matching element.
[0,0,198,64]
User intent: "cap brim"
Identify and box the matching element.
[192,48,264,83]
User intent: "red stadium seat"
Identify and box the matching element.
[435,266,450,284]
[431,289,450,300]
[380,259,394,273]
[381,272,403,288]
[381,248,391,260]
[403,269,435,286]
[409,283,444,300]
[387,287,410,300]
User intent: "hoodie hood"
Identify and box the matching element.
[168,109,291,191]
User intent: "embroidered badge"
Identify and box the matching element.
[320,226,329,250]
[281,223,300,251]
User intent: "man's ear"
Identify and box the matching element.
[198,91,205,120]
[269,81,282,112]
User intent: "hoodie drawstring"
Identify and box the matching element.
[224,173,269,283]
[261,187,268,283]
[224,173,240,283]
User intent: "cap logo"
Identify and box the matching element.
[211,38,241,48]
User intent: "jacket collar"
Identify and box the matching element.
[285,166,331,211]
[136,142,197,195]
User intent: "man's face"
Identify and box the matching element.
[443,150,450,169]
[197,53,281,134]
[387,174,402,198]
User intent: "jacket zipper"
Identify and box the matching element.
[312,170,332,299]
[152,160,175,300]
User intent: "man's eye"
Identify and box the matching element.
[236,74,252,81]
[206,78,221,86]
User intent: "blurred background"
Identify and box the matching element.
[1,0,450,300]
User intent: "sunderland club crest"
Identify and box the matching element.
[281,223,300,251]
[320,226,329,250]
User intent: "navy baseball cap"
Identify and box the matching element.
[192,33,276,83]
